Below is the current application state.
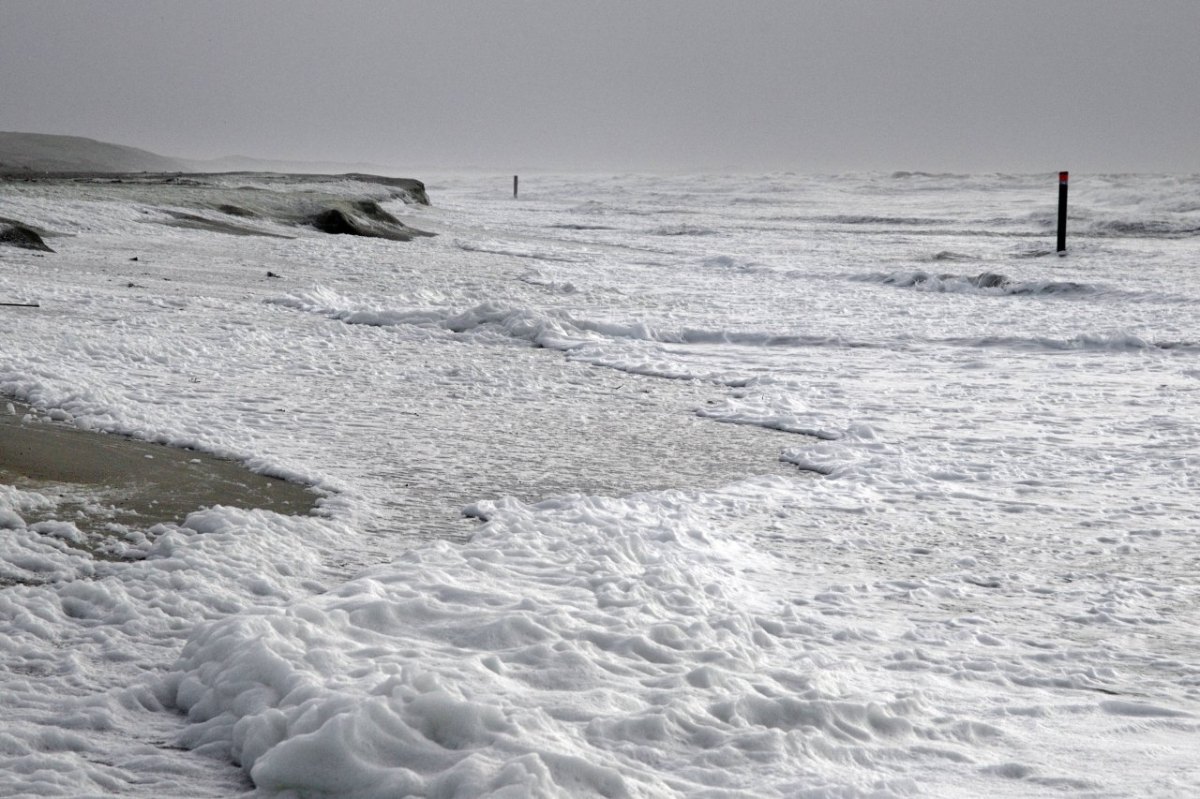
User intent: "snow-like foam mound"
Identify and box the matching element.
[168,486,934,798]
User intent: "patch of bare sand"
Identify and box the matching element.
[1,401,316,532]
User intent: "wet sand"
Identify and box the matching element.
[1,402,316,530]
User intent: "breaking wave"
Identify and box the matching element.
[952,331,1200,353]
[696,393,841,440]
[858,271,1093,296]
[924,250,980,262]
[548,222,618,231]
[819,214,948,226]
[698,254,767,272]
[648,224,720,237]
[272,289,866,351]
[268,289,875,387]
[1084,218,1200,238]
[454,239,579,263]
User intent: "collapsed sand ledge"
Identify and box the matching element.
[0,219,54,252]
[1,400,317,532]
[0,171,434,242]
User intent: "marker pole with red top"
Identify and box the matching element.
[1057,171,1068,254]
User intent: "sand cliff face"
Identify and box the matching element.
[1,133,432,241]
[0,220,54,252]
[1,173,433,242]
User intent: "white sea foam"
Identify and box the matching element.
[696,392,842,440]
[167,486,951,798]
[2,171,1199,796]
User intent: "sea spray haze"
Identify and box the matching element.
[1,171,1199,796]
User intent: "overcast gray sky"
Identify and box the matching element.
[2,1,1197,172]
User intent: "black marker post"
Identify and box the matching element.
[513,175,519,199]
[1056,171,1068,255]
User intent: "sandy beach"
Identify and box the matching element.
[1,401,315,531]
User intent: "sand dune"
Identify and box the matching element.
[0,131,186,174]
[0,131,414,179]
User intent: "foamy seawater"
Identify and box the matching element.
[1,171,1198,797]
